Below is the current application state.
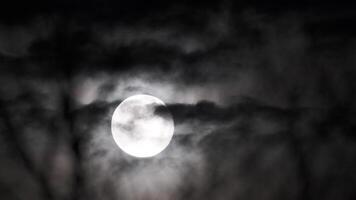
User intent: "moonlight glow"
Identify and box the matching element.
[111,94,174,158]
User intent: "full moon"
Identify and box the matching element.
[111,94,174,158]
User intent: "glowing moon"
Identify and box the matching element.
[111,94,174,158]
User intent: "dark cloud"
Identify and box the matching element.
[1,0,356,200]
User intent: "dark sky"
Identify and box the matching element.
[1,1,356,200]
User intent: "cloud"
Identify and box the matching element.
[1,1,356,200]
[0,18,52,57]
[74,90,356,199]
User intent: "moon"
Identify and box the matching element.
[111,94,174,158]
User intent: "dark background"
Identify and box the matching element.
[1,1,356,200]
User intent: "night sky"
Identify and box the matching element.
[1,1,356,200]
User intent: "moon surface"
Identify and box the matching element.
[111,94,174,158]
